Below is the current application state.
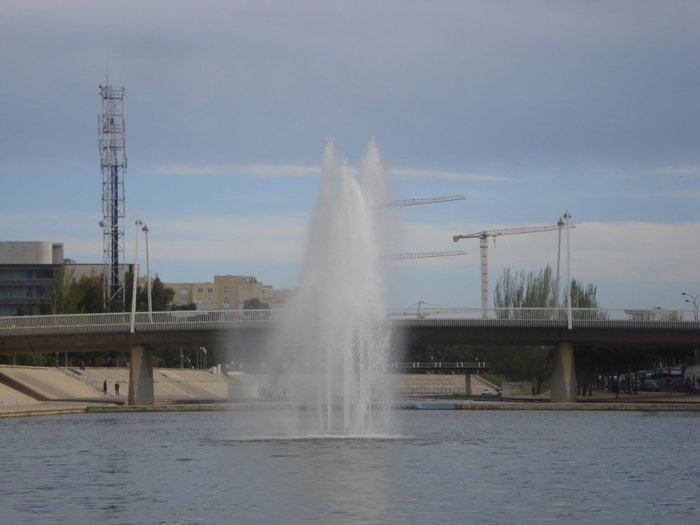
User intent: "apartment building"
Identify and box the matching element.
[166,274,289,310]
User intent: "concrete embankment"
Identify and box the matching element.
[1,365,699,418]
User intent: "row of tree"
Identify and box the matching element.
[51,264,176,315]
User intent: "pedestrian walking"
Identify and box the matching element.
[103,379,108,395]
[115,382,120,396]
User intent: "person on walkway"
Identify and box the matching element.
[115,382,120,396]
[103,379,108,395]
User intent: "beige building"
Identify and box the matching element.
[166,275,289,310]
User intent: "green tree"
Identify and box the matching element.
[488,265,604,393]
[51,263,82,314]
[77,275,107,313]
[568,279,606,320]
[243,297,269,310]
[125,272,175,312]
[494,265,558,319]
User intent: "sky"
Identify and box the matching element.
[1,0,699,311]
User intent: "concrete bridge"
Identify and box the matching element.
[1,308,698,404]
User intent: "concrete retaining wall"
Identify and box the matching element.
[1,366,510,403]
[502,382,533,398]
[392,374,467,397]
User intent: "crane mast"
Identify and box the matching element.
[453,219,574,318]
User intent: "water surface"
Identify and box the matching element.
[1,409,698,524]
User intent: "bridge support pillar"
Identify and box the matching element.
[551,342,577,403]
[128,345,154,405]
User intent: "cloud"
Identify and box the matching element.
[148,163,512,184]
[653,168,700,176]
[149,163,321,177]
[149,214,309,264]
[389,168,511,181]
[384,219,700,285]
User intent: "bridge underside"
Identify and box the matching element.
[1,320,698,404]
[398,323,700,350]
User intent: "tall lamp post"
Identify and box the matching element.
[142,223,152,320]
[556,215,565,310]
[130,218,143,334]
[682,292,699,321]
[564,210,572,330]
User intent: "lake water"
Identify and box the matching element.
[1,407,698,524]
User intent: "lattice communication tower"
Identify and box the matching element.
[98,83,127,309]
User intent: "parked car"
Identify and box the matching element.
[641,379,660,392]
[480,388,495,396]
[670,366,683,377]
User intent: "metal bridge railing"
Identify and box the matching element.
[0,308,697,337]
[390,307,695,324]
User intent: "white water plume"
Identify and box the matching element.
[272,139,393,436]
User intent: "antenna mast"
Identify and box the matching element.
[98,81,127,309]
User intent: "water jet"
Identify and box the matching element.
[271,139,393,437]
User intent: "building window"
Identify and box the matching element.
[181,288,188,296]
[224,287,230,294]
[197,288,203,294]
[224,298,230,308]
[207,288,213,294]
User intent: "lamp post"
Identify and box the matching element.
[130,218,143,334]
[682,292,699,321]
[142,223,152,320]
[556,216,565,310]
[564,210,572,330]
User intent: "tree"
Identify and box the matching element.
[494,265,557,319]
[136,274,175,312]
[488,265,604,393]
[124,272,175,313]
[50,263,82,314]
[568,278,606,320]
[76,275,106,313]
[243,297,269,310]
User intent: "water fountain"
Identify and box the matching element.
[271,139,393,436]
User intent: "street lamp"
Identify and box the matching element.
[564,210,572,330]
[142,223,152,320]
[682,292,699,321]
[556,216,565,309]
[130,218,143,334]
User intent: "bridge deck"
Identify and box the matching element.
[1,308,699,354]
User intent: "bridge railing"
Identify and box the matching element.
[0,312,133,336]
[134,309,275,331]
[390,307,697,325]
[0,309,278,336]
[1,307,697,336]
